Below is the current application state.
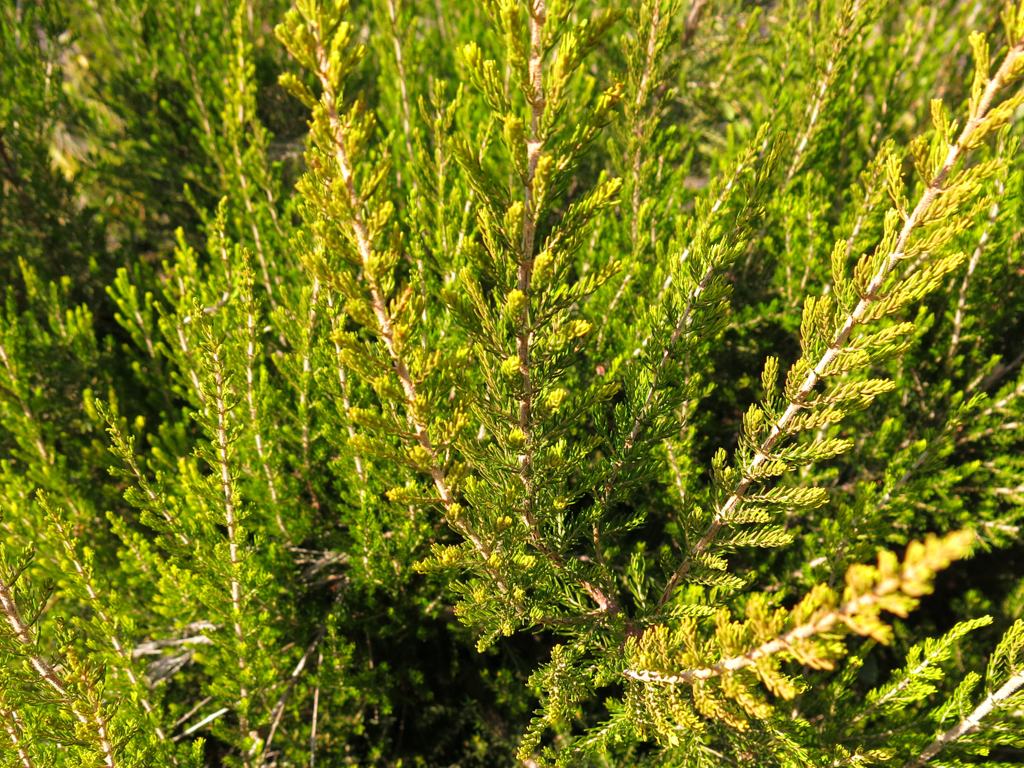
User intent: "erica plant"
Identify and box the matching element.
[3,1,1024,766]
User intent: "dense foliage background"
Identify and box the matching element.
[2,0,1024,765]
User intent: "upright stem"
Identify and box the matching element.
[207,346,253,765]
[515,0,545,575]
[512,1,618,615]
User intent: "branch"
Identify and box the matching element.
[600,0,708,344]
[601,139,767,509]
[260,625,327,766]
[325,292,367,489]
[681,0,708,48]
[628,592,875,685]
[226,73,278,310]
[307,19,503,580]
[632,535,963,685]
[904,669,1024,766]
[947,183,1004,365]
[243,288,283,534]
[385,0,416,169]
[509,1,620,616]
[0,339,51,466]
[659,40,1024,609]
[514,0,546,545]
[48,506,173,750]
[786,0,867,182]
[0,576,118,767]
[204,344,252,766]
[296,280,321,511]
[0,134,24,190]
[0,708,33,768]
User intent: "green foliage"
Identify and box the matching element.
[3,0,1024,765]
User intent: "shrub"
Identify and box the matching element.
[2,0,1024,765]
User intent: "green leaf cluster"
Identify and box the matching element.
[3,1,1024,766]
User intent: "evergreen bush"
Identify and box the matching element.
[2,0,1024,765]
